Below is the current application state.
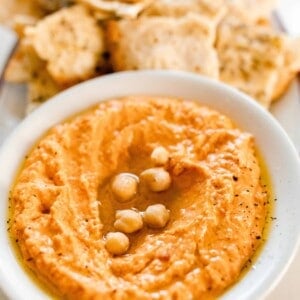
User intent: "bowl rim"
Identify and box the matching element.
[0,70,299,300]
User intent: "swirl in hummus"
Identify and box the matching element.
[10,96,268,299]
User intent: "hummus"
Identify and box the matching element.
[10,96,268,299]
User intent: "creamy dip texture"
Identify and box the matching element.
[10,96,268,299]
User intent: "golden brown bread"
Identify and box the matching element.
[2,0,300,112]
[225,0,276,25]
[216,22,285,108]
[24,5,105,85]
[36,0,74,12]
[143,0,227,25]
[26,69,63,113]
[76,0,152,18]
[272,37,300,100]
[0,0,44,27]
[107,14,219,78]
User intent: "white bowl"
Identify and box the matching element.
[0,70,299,300]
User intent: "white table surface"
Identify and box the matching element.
[268,1,300,297]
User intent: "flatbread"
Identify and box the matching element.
[0,0,43,27]
[4,40,33,83]
[143,0,227,26]
[26,64,66,115]
[272,37,300,100]
[36,0,74,12]
[12,44,65,110]
[76,0,152,18]
[4,16,40,83]
[25,4,105,85]
[217,22,284,108]
[224,0,276,26]
[107,14,219,78]
[142,0,226,44]
[234,0,276,19]
[3,0,299,113]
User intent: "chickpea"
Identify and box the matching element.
[151,146,169,165]
[105,232,129,255]
[140,168,171,192]
[143,204,170,228]
[114,209,143,233]
[111,173,139,202]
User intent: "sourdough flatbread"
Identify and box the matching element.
[272,37,300,100]
[26,68,63,114]
[36,0,74,12]
[4,15,41,83]
[217,22,284,108]
[0,0,43,27]
[4,39,35,83]
[224,0,276,25]
[107,14,219,78]
[76,0,152,18]
[143,0,227,26]
[25,4,105,85]
[234,0,276,20]
[3,0,300,113]
[142,0,226,45]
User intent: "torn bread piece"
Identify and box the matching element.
[26,68,64,114]
[107,15,219,78]
[217,22,284,108]
[36,0,74,13]
[0,0,44,27]
[234,0,276,19]
[4,16,41,83]
[15,41,67,114]
[142,0,226,44]
[143,0,227,26]
[12,43,66,112]
[272,37,300,100]
[4,39,34,83]
[76,0,152,19]
[25,4,105,85]
[224,0,276,26]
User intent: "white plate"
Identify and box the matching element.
[0,70,299,300]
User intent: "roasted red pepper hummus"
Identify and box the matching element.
[10,96,268,299]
